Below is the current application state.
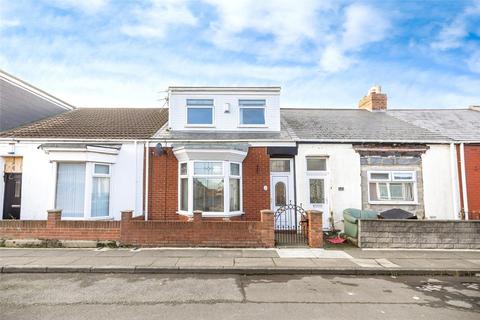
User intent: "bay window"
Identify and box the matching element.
[368,171,417,203]
[179,160,242,216]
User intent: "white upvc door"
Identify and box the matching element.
[306,175,330,229]
[270,158,295,228]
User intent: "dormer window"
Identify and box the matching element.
[239,99,266,126]
[186,99,214,126]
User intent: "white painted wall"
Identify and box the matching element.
[295,144,362,229]
[0,142,144,220]
[422,144,459,219]
[168,92,281,131]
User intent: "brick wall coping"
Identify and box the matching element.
[360,219,480,223]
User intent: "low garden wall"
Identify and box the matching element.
[358,219,480,249]
[0,209,324,248]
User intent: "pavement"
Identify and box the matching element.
[1,273,479,319]
[0,247,479,275]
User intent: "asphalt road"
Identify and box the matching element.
[0,273,478,319]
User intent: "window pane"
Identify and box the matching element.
[405,182,414,201]
[306,158,326,171]
[230,163,240,176]
[275,182,286,206]
[393,172,413,180]
[229,178,240,211]
[187,108,213,125]
[270,160,290,172]
[94,164,109,174]
[239,99,266,106]
[389,183,404,200]
[187,99,213,106]
[193,178,224,212]
[369,183,379,201]
[378,183,389,200]
[309,179,324,204]
[370,173,389,180]
[194,162,223,175]
[240,108,265,125]
[180,163,188,175]
[56,163,85,218]
[91,177,110,217]
[180,178,188,211]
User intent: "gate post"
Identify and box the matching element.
[307,210,323,248]
[260,209,275,247]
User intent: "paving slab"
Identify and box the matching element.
[234,258,275,267]
[0,257,38,266]
[242,249,279,258]
[273,258,316,268]
[351,259,383,268]
[206,250,243,258]
[176,257,234,267]
[311,258,359,268]
[134,249,209,258]
[149,258,179,267]
[375,258,400,268]
[24,257,83,266]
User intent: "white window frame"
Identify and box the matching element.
[185,99,215,127]
[305,156,329,207]
[367,170,418,205]
[238,99,267,127]
[91,163,111,218]
[54,161,112,220]
[177,160,243,217]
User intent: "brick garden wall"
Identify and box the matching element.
[0,210,277,248]
[358,219,480,249]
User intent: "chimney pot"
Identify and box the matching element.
[359,85,387,112]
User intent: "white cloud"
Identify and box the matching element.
[204,0,335,59]
[467,51,480,73]
[431,0,480,50]
[319,3,391,73]
[121,0,197,39]
[50,0,109,13]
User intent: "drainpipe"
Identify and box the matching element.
[459,143,469,220]
[134,140,138,216]
[449,143,459,219]
[145,142,149,221]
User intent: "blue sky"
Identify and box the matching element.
[1,0,479,108]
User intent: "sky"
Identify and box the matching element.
[0,0,479,109]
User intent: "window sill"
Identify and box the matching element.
[368,201,418,205]
[177,211,244,218]
[237,124,268,128]
[185,124,215,128]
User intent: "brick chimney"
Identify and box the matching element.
[358,86,387,111]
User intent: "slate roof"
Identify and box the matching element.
[0,108,168,140]
[388,109,480,142]
[280,108,449,142]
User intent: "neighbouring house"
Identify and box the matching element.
[1,81,478,245]
[0,108,167,220]
[0,70,75,131]
[388,106,480,220]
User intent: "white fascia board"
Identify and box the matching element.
[168,86,281,95]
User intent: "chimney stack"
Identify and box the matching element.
[358,85,387,112]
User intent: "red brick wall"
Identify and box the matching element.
[465,145,480,220]
[147,147,179,220]
[0,210,275,248]
[242,147,271,221]
[147,146,270,221]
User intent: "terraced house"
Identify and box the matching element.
[0,81,479,247]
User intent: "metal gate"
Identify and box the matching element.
[274,202,308,246]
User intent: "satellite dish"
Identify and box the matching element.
[155,143,164,156]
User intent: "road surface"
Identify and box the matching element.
[0,273,478,319]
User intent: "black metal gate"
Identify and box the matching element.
[274,202,308,246]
